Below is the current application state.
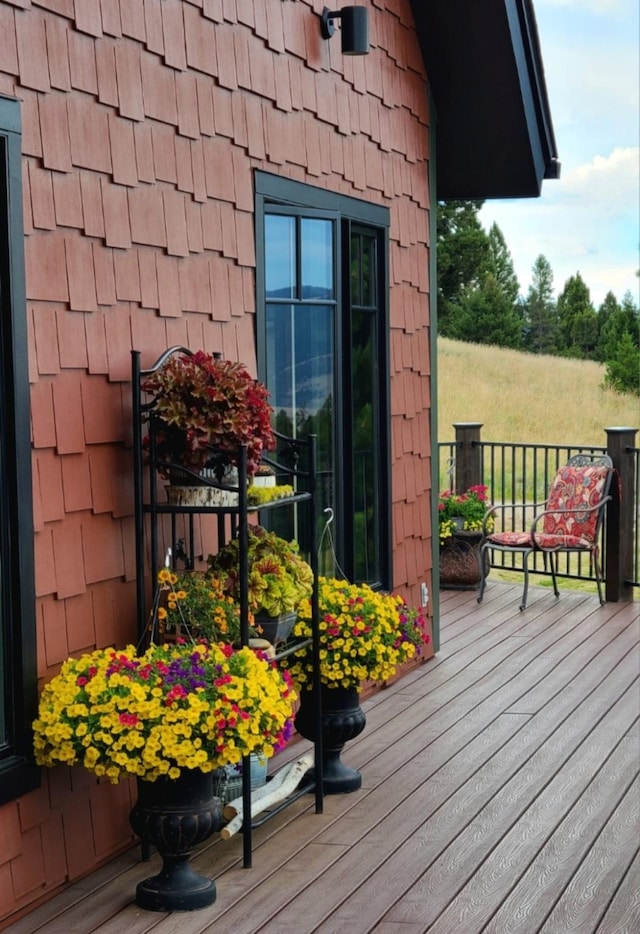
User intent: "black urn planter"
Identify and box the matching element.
[129,769,224,912]
[295,685,366,794]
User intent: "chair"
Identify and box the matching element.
[477,454,614,611]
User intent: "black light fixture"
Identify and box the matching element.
[321,5,369,55]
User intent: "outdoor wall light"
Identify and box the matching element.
[321,6,370,55]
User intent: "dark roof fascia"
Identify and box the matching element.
[411,0,560,200]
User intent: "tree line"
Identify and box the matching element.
[437,200,640,396]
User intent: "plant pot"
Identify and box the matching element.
[166,466,239,507]
[251,475,276,488]
[129,769,224,912]
[294,684,366,793]
[440,530,487,590]
[254,610,297,647]
[212,754,268,805]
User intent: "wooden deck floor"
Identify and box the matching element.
[8,583,640,934]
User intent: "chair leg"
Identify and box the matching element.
[594,549,605,605]
[520,549,533,611]
[549,551,560,598]
[477,542,488,604]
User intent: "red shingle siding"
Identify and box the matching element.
[0,0,434,925]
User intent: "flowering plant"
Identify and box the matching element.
[32,642,297,783]
[141,350,276,478]
[438,484,493,544]
[208,526,313,621]
[155,568,254,646]
[283,577,430,690]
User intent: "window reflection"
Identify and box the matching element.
[301,219,333,299]
[265,215,296,299]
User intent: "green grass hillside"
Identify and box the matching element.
[437,337,639,446]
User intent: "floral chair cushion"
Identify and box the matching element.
[486,463,611,552]
[542,465,611,543]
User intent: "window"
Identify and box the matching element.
[0,97,38,804]
[255,173,391,588]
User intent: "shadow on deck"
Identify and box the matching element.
[7,583,640,934]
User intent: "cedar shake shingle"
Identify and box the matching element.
[93,245,117,306]
[52,171,84,229]
[68,29,98,95]
[28,165,56,231]
[108,115,138,187]
[82,513,125,583]
[15,9,50,92]
[151,123,178,182]
[40,813,68,888]
[115,41,145,120]
[66,236,99,312]
[52,371,86,453]
[144,0,165,56]
[185,200,204,252]
[26,232,69,303]
[52,516,87,599]
[42,594,69,666]
[183,2,218,76]
[138,249,160,309]
[34,528,56,598]
[120,0,146,42]
[61,454,93,513]
[67,96,112,174]
[56,308,89,369]
[30,380,57,450]
[113,248,142,302]
[39,93,72,172]
[179,253,211,313]
[163,189,189,257]
[156,253,182,317]
[133,122,155,182]
[44,16,71,91]
[101,179,132,248]
[176,70,200,138]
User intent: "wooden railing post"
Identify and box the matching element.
[605,426,638,602]
[453,422,483,493]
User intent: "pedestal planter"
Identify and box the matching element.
[440,530,487,590]
[129,769,224,912]
[294,685,366,793]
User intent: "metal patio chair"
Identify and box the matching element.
[477,454,614,611]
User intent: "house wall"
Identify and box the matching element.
[0,0,433,925]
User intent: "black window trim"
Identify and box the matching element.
[254,170,392,590]
[0,94,39,804]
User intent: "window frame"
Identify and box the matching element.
[255,171,392,589]
[0,95,39,804]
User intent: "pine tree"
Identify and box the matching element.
[436,200,490,336]
[522,255,559,354]
[557,273,598,358]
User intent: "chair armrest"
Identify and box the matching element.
[529,494,612,539]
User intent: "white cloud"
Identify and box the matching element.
[477,0,639,307]
[480,148,640,306]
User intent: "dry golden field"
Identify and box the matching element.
[437,337,639,445]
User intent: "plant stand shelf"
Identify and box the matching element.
[131,347,323,870]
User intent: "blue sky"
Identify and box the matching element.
[479,0,639,307]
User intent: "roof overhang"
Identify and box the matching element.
[411,0,560,200]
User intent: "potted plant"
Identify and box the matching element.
[438,484,493,545]
[208,525,314,646]
[284,576,429,792]
[141,350,276,503]
[438,484,494,589]
[154,567,251,646]
[32,641,296,911]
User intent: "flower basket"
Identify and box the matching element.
[440,530,487,590]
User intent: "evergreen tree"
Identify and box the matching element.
[436,200,490,336]
[596,292,620,361]
[487,223,520,306]
[522,255,559,354]
[557,273,598,358]
[599,290,640,362]
[448,274,523,347]
[604,330,640,396]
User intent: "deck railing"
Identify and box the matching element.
[438,424,639,600]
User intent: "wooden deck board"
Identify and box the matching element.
[5,584,639,934]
